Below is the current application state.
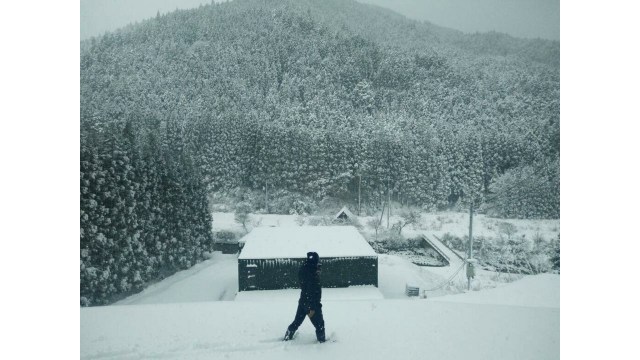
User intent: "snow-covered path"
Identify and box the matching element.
[82,287,559,360]
[82,252,559,359]
[114,253,238,305]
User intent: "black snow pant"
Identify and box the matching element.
[287,302,325,341]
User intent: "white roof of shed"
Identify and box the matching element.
[238,226,376,260]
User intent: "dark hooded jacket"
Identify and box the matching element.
[298,252,322,311]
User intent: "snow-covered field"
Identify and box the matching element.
[83,252,560,359]
[212,210,561,242]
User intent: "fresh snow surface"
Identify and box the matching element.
[83,252,559,360]
[113,253,238,305]
[82,293,558,360]
[238,226,376,259]
[430,273,560,308]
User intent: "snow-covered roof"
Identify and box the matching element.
[334,206,355,219]
[238,226,376,259]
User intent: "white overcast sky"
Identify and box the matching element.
[80,0,559,41]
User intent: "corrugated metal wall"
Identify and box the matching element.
[238,257,378,291]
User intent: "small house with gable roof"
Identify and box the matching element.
[334,206,356,221]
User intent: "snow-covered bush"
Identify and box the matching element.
[486,159,560,219]
[497,222,518,240]
[528,253,551,274]
[269,190,317,215]
[307,216,333,226]
[379,229,407,251]
[439,232,559,275]
[441,233,465,252]
[234,202,252,233]
[548,235,560,273]
[215,230,237,243]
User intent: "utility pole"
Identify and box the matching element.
[358,174,361,216]
[467,202,474,291]
[265,180,268,214]
[387,178,390,229]
[378,201,386,232]
[389,187,392,218]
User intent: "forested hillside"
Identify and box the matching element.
[80,0,559,305]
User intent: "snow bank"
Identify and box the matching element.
[430,274,560,308]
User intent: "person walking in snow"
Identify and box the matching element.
[283,251,326,343]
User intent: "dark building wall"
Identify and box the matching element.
[213,242,240,254]
[238,256,378,291]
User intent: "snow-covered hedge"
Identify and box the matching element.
[80,120,214,307]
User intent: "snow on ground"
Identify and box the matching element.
[212,210,560,243]
[114,252,238,305]
[82,274,559,360]
[110,251,534,306]
[358,212,560,242]
[111,252,473,306]
[417,212,559,240]
[81,299,559,360]
[83,250,559,360]
[112,253,451,305]
[378,254,452,298]
[430,274,559,308]
[210,212,244,232]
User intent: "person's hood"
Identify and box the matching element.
[306,252,319,266]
